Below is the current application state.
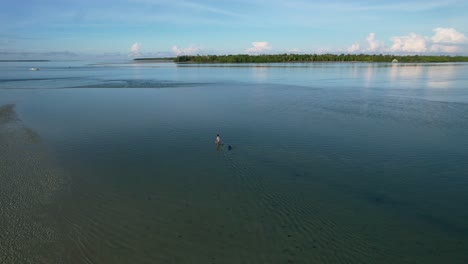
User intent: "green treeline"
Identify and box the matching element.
[173,54,468,63]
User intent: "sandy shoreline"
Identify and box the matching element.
[0,104,67,263]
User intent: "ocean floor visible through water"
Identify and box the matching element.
[1,61,468,263]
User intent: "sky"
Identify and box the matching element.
[1,0,468,59]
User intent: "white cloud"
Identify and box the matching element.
[365,33,385,52]
[347,28,467,54]
[430,27,467,53]
[390,33,427,53]
[129,42,141,57]
[287,48,301,53]
[172,45,200,56]
[431,27,467,44]
[430,44,458,53]
[347,42,360,53]
[346,33,385,53]
[246,42,272,54]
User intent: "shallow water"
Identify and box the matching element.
[1,61,468,263]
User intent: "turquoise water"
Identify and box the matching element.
[1,61,468,263]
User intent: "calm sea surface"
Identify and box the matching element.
[1,61,468,263]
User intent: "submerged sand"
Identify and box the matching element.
[0,104,67,263]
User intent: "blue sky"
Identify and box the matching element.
[1,0,468,59]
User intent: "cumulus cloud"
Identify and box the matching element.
[430,44,458,53]
[347,42,360,53]
[346,33,385,53]
[287,48,301,53]
[246,42,272,54]
[365,33,385,52]
[347,28,467,54]
[129,42,141,57]
[431,27,467,44]
[430,27,467,53]
[172,45,200,56]
[390,33,427,53]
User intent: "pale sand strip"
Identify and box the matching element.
[0,104,67,263]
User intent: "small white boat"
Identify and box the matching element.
[29,68,40,71]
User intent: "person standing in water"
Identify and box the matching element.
[215,134,221,145]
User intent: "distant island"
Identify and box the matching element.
[135,54,468,63]
[0,60,50,62]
